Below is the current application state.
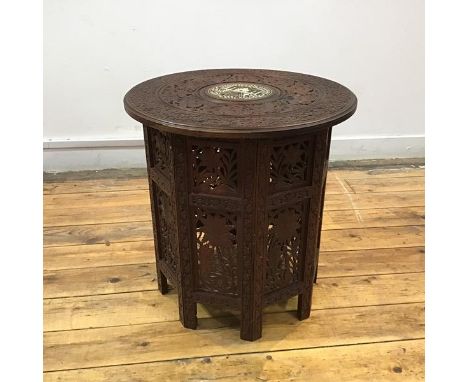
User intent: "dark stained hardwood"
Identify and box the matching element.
[124,69,357,139]
[124,69,357,340]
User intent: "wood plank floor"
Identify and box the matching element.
[43,165,425,381]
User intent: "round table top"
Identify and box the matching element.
[124,69,357,138]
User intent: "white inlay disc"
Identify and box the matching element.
[205,82,275,101]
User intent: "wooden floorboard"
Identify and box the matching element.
[43,205,424,246]
[341,176,424,193]
[329,167,424,179]
[43,204,152,227]
[43,172,424,195]
[44,272,424,331]
[44,303,424,371]
[44,263,156,298]
[43,221,154,247]
[43,166,425,380]
[44,243,424,274]
[318,247,425,277]
[43,189,423,211]
[44,339,424,382]
[324,190,424,210]
[44,241,155,270]
[44,247,424,299]
[320,225,424,252]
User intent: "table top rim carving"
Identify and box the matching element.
[124,69,357,139]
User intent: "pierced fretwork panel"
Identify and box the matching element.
[269,140,311,190]
[265,202,306,293]
[153,184,178,274]
[191,144,238,194]
[148,128,173,177]
[193,208,239,295]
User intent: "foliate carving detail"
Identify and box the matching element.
[194,208,239,295]
[191,144,238,194]
[154,185,178,274]
[265,202,305,293]
[268,187,314,209]
[148,128,173,177]
[270,140,311,190]
[190,194,242,212]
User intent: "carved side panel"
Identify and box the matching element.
[152,183,178,275]
[188,140,241,298]
[265,202,306,293]
[265,137,313,295]
[148,128,173,177]
[269,140,311,191]
[193,208,239,295]
[191,144,238,194]
[146,127,178,277]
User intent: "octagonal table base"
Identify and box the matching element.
[143,124,332,341]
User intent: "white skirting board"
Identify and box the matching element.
[43,135,424,172]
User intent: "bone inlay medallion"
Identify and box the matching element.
[205,82,276,101]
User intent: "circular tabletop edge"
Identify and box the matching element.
[123,69,358,139]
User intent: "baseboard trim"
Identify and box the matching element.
[43,138,144,149]
[43,135,424,172]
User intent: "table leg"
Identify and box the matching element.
[297,128,331,319]
[172,134,198,330]
[157,270,169,295]
[240,141,268,341]
[240,305,262,341]
[178,294,197,330]
[313,127,332,284]
[143,125,170,296]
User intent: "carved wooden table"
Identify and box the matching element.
[124,69,357,341]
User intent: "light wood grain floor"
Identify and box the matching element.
[43,165,425,381]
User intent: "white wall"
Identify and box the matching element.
[44,0,424,171]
